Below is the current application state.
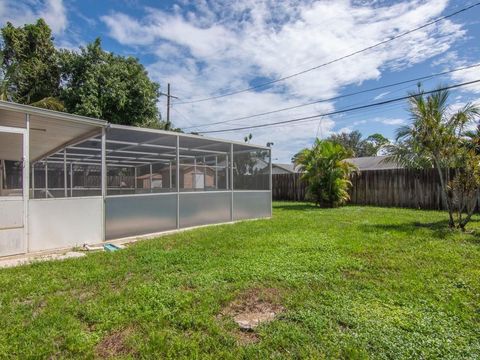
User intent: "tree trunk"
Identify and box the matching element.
[433,159,455,228]
[459,188,479,231]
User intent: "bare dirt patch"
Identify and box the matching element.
[95,327,136,358]
[235,330,260,345]
[219,287,284,343]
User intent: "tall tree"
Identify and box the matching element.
[327,130,362,157]
[0,19,63,108]
[293,139,356,207]
[60,39,161,127]
[386,87,479,230]
[327,130,389,157]
[362,133,389,156]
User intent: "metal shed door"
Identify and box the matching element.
[0,126,27,257]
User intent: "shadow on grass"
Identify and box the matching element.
[359,218,480,242]
[273,202,320,211]
[358,219,451,239]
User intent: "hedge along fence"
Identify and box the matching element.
[272,169,480,210]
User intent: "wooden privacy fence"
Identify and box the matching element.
[349,169,448,210]
[272,173,306,202]
[273,169,480,210]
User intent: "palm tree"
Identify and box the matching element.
[29,97,65,111]
[463,124,480,154]
[0,52,65,111]
[0,69,65,111]
[387,86,479,228]
[293,139,356,207]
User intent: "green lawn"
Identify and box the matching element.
[1,203,480,359]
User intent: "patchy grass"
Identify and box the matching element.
[0,203,480,358]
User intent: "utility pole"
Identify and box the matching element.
[159,83,179,130]
[167,83,171,129]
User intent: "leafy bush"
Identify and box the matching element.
[293,139,356,207]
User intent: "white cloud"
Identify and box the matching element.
[431,50,459,67]
[39,0,67,33]
[449,65,480,94]
[430,52,480,94]
[101,0,467,161]
[377,118,406,125]
[374,91,390,100]
[338,126,353,134]
[353,120,368,126]
[0,0,67,33]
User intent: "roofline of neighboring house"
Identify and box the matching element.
[344,155,403,171]
[272,163,301,173]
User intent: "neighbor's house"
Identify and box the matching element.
[271,163,301,174]
[345,156,404,171]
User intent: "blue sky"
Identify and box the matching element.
[1,0,479,161]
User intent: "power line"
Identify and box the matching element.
[197,79,480,134]
[175,2,480,105]
[171,106,191,123]
[183,63,480,130]
[222,84,412,129]
[253,102,407,131]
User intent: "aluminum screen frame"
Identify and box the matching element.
[0,101,273,257]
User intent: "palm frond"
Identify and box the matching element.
[30,97,65,111]
[394,125,412,141]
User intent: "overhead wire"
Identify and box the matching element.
[197,79,480,134]
[174,2,480,105]
[183,63,480,130]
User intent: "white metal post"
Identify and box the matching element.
[176,135,180,229]
[101,127,106,241]
[0,160,3,196]
[193,158,197,189]
[101,129,106,197]
[64,149,67,197]
[269,148,272,217]
[230,143,234,222]
[203,156,206,189]
[24,113,30,253]
[134,167,137,190]
[169,161,172,189]
[149,163,153,192]
[70,163,73,197]
[215,156,218,189]
[225,155,229,192]
[44,161,48,198]
[31,163,35,199]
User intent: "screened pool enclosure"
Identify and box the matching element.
[0,101,272,257]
